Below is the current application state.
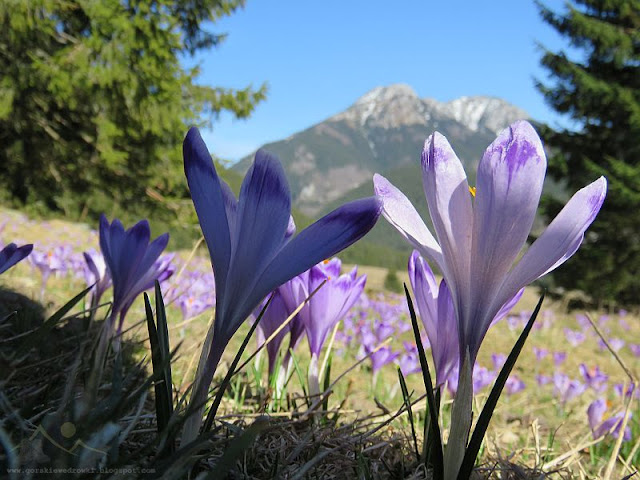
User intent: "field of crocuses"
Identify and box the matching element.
[1,123,639,479]
[2,208,639,477]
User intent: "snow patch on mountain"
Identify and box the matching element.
[334,85,528,135]
[443,96,529,134]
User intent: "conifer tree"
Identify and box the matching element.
[0,1,266,223]
[535,0,640,305]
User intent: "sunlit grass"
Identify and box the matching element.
[1,206,638,477]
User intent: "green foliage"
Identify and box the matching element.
[535,0,640,306]
[0,0,266,227]
[383,269,402,293]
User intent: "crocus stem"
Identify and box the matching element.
[308,353,320,398]
[444,350,473,480]
[275,351,295,398]
[181,336,224,447]
[83,310,116,413]
[39,272,50,302]
[275,363,288,399]
[372,370,379,395]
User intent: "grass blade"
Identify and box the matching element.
[322,353,332,413]
[144,290,175,457]
[289,349,309,406]
[155,281,173,411]
[457,291,545,480]
[18,284,93,355]
[398,367,419,460]
[404,284,443,479]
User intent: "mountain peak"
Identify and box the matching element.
[235,84,530,214]
[355,84,418,105]
[443,96,529,134]
[335,83,424,128]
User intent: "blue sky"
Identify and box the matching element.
[193,0,572,162]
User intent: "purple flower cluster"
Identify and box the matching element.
[587,398,632,441]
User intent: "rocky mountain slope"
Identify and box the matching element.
[233,84,529,215]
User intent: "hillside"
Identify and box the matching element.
[233,84,528,214]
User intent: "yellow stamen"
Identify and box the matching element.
[469,186,476,197]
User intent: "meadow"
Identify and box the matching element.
[1,205,638,479]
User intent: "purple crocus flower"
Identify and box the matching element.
[366,344,399,374]
[553,351,567,366]
[614,383,639,400]
[472,366,497,393]
[408,250,521,388]
[506,315,524,331]
[374,121,606,375]
[563,328,586,347]
[598,337,625,353]
[536,374,551,386]
[447,364,496,396]
[629,344,640,357]
[579,364,609,393]
[374,121,605,474]
[552,373,586,405]
[30,244,72,298]
[277,276,308,360]
[374,320,395,341]
[398,341,421,377]
[587,398,632,441]
[99,215,172,335]
[253,289,291,377]
[168,269,216,320]
[182,128,380,443]
[491,353,507,371]
[0,242,33,275]
[505,375,526,395]
[83,248,112,310]
[533,347,549,361]
[281,258,366,396]
[177,292,213,321]
[575,314,590,330]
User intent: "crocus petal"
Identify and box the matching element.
[587,398,607,432]
[98,215,116,274]
[113,220,151,308]
[99,216,170,324]
[257,197,381,299]
[408,250,439,345]
[490,288,525,327]
[183,127,232,305]
[220,179,238,245]
[373,174,444,270]
[84,251,102,281]
[278,276,309,349]
[319,258,342,279]
[285,215,296,240]
[218,149,292,337]
[470,122,546,329]
[134,233,170,281]
[305,267,365,356]
[255,290,290,375]
[0,243,33,274]
[332,273,366,323]
[494,177,607,313]
[435,279,459,386]
[421,133,473,325]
